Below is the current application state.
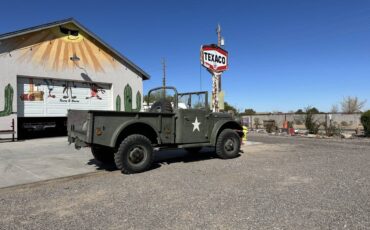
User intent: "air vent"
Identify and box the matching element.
[59,26,79,36]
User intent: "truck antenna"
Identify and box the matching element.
[162,58,166,98]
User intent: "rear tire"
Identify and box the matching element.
[216,129,241,159]
[91,145,115,164]
[114,134,154,174]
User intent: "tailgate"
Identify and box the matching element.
[67,110,93,146]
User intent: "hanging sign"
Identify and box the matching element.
[200,44,228,72]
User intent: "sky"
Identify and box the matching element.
[0,0,369,112]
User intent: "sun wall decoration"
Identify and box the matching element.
[0,23,118,73]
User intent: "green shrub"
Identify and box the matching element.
[361,110,370,137]
[265,123,277,133]
[305,112,321,134]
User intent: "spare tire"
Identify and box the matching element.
[150,100,173,113]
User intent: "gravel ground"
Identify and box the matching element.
[0,134,369,229]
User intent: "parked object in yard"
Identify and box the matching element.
[242,126,248,142]
[68,87,243,174]
[340,133,353,139]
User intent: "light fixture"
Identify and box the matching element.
[70,53,80,62]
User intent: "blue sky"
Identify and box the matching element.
[1,0,369,112]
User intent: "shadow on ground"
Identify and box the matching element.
[86,147,234,173]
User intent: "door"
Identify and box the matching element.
[176,109,208,144]
[17,77,112,117]
[124,84,132,112]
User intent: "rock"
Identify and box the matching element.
[307,134,316,138]
[257,129,267,134]
[340,133,353,139]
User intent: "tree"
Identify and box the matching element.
[330,104,339,113]
[295,109,305,114]
[304,106,321,134]
[254,117,261,129]
[306,107,319,114]
[341,96,366,114]
[244,108,256,115]
[361,110,370,137]
[224,102,238,114]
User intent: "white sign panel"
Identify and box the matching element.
[201,45,228,72]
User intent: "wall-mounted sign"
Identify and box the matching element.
[200,44,228,72]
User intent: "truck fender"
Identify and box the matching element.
[110,120,160,147]
[210,120,243,146]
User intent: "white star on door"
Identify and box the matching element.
[192,117,201,132]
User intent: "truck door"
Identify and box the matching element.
[177,109,208,143]
[176,92,209,144]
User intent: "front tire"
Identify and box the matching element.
[114,134,154,174]
[216,129,241,159]
[91,145,115,165]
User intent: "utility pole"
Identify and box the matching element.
[216,24,222,91]
[162,58,166,98]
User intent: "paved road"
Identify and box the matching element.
[1,134,369,229]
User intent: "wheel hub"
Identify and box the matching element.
[225,139,235,152]
[129,146,145,164]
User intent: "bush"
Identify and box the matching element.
[254,118,261,129]
[361,110,370,137]
[324,122,341,137]
[305,112,321,134]
[264,121,277,133]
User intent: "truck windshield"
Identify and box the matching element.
[178,92,208,109]
[147,88,177,106]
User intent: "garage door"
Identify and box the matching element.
[17,77,112,117]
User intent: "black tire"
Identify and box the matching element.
[91,145,115,164]
[150,100,173,113]
[185,147,202,154]
[114,134,154,174]
[216,129,241,159]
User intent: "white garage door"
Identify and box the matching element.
[17,77,112,117]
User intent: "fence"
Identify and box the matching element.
[241,113,363,131]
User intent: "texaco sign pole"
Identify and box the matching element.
[211,71,221,112]
[201,25,227,112]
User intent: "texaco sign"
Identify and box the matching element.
[200,45,228,72]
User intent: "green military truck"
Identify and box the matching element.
[67,87,243,174]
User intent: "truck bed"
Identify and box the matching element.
[67,109,176,148]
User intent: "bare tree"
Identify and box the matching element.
[254,117,261,129]
[340,96,366,114]
[330,104,339,113]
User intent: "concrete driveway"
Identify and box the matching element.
[0,137,96,188]
[0,137,256,188]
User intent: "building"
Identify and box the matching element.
[0,18,150,139]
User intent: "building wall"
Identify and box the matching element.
[0,23,144,137]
